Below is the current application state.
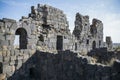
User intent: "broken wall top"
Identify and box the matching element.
[29,4,69,31]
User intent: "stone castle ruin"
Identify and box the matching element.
[0,4,112,53]
[0,4,119,80]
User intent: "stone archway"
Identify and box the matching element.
[15,28,27,49]
[92,41,96,49]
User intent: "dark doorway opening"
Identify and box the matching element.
[86,39,89,45]
[29,68,35,78]
[56,36,63,50]
[75,43,77,51]
[0,62,3,74]
[39,34,44,42]
[15,28,27,49]
[99,40,101,47]
[92,41,96,49]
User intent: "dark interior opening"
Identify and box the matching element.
[56,35,63,50]
[42,24,51,29]
[86,39,89,45]
[29,68,35,78]
[0,62,3,74]
[99,40,101,47]
[39,34,44,42]
[15,28,27,49]
[92,41,96,49]
[75,43,77,51]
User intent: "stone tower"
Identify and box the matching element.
[73,13,104,54]
[106,36,113,50]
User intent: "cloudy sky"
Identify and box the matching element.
[0,0,120,43]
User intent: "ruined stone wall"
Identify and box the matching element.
[0,3,116,80]
[29,4,69,30]
[0,18,38,50]
[0,49,36,79]
[105,36,113,50]
[73,13,90,54]
[0,4,74,56]
[0,18,17,50]
[27,4,73,51]
[73,13,104,54]
[90,19,104,48]
[0,18,38,79]
[4,50,120,80]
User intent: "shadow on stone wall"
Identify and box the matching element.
[8,50,120,80]
[88,48,116,65]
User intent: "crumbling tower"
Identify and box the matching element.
[106,36,113,50]
[73,13,104,54]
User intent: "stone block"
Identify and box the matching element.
[11,65,15,72]
[2,46,8,50]
[29,39,37,44]
[22,59,28,63]
[9,61,15,65]
[2,50,7,57]
[10,56,16,61]
[19,50,24,54]
[3,56,10,62]
[29,50,36,55]
[17,55,24,60]
[23,54,29,59]
[0,34,5,40]
[7,46,12,50]
[5,35,13,40]
[9,29,15,34]
[0,51,2,56]
[16,60,22,69]
[14,50,20,56]
[27,44,36,49]
[23,50,29,54]
[6,50,10,56]
[3,65,11,73]
[0,40,9,46]
[10,50,15,56]
[0,56,3,62]
[28,35,36,39]
[6,71,14,77]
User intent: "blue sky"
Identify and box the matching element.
[0,0,120,43]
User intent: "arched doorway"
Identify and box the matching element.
[14,28,27,49]
[92,41,96,49]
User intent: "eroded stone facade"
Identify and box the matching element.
[0,4,117,80]
[73,13,104,54]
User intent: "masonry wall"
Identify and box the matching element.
[3,50,120,80]
[0,4,116,80]
[73,13,104,54]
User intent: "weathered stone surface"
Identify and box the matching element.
[105,36,113,50]
[0,3,118,80]
[10,56,16,61]
[73,13,104,54]
[0,56,3,62]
